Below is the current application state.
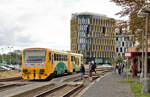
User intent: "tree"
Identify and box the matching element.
[111,0,150,49]
[113,56,124,64]
[0,53,22,65]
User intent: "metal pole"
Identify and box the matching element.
[145,13,148,78]
[142,30,144,78]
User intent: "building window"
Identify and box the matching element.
[116,48,118,52]
[120,48,122,52]
[122,42,124,46]
[116,37,118,41]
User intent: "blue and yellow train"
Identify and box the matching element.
[22,48,83,80]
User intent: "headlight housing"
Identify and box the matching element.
[40,69,44,74]
[23,69,28,73]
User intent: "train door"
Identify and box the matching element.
[49,52,54,73]
[67,54,73,72]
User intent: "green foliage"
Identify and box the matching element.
[131,82,150,97]
[111,0,150,49]
[113,56,124,64]
[0,53,22,65]
[121,80,150,97]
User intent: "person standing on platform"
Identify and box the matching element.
[132,59,138,78]
[113,63,117,73]
[80,64,85,80]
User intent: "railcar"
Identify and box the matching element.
[22,48,83,80]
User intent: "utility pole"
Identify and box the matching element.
[137,5,150,93]
[136,29,144,80]
[142,29,144,79]
[145,13,148,78]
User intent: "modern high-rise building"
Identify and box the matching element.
[116,32,133,57]
[70,12,116,64]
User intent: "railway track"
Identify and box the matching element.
[0,83,26,92]
[34,84,84,97]
[1,67,113,97]
[0,77,22,82]
[62,84,84,97]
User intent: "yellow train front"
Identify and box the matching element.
[22,48,83,80]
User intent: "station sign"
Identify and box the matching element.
[124,52,132,58]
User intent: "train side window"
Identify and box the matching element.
[63,55,65,61]
[52,55,53,64]
[49,53,51,61]
[60,55,62,61]
[58,54,60,61]
[62,55,63,61]
[57,54,59,61]
[65,55,67,61]
[56,54,58,61]
[71,56,73,61]
[54,54,57,61]
[71,56,75,61]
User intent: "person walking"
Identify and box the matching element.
[80,64,85,80]
[91,61,96,75]
[118,64,121,75]
[121,63,125,73]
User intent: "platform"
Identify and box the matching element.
[81,72,134,97]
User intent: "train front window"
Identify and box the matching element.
[24,49,46,67]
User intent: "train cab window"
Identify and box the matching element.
[49,53,51,61]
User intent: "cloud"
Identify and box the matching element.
[0,0,123,51]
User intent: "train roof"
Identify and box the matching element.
[23,48,83,56]
[69,53,83,56]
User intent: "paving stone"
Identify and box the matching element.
[81,72,134,97]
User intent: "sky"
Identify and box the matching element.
[0,0,125,53]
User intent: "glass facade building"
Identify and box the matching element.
[70,12,116,64]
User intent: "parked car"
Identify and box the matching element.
[5,65,15,70]
[0,67,6,72]
[1,65,12,70]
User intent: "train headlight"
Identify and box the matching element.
[40,69,44,74]
[23,69,28,73]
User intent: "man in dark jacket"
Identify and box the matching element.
[80,64,85,80]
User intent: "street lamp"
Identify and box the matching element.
[136,29,144,80]
[137,5,150,93]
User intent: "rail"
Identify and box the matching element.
[33,84,67,97]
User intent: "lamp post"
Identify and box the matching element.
[137,5,150,93]
[136,29,144,80]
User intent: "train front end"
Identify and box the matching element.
[22,48,49,80]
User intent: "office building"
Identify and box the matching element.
[70,12,116,64]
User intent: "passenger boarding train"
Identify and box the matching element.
[22,48,83,80]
